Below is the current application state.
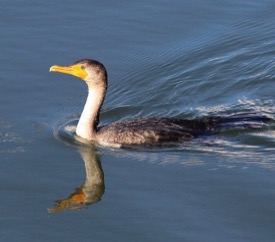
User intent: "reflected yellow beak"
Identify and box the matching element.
[49,64,88,80]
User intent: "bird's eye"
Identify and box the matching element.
[80,65,85,69]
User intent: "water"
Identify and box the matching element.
[1,0,275,241]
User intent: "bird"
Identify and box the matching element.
[49,59,270,148]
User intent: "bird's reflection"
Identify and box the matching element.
[48,145,105,213]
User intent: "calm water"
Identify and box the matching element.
[1,0,275,241]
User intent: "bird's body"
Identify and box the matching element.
[96,117,217,147]
[50,59,270,148]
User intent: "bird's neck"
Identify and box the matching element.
[76,86,105,141]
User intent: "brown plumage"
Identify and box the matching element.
[50,59,270,148]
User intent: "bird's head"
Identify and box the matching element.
[50,59,107,87]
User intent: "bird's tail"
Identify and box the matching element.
[213,112,272,130]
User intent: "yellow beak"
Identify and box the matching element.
[49,64,88,80]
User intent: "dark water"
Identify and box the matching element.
[1,0,275,241]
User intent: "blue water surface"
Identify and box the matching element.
[1,0,275,241]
